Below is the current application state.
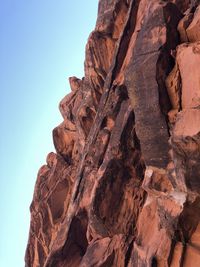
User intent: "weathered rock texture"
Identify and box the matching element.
[25,1,200,266]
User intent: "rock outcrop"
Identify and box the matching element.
[25,1,200,266]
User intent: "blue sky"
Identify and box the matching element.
[0,1,98,266]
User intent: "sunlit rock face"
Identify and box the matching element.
[25,1,200,266]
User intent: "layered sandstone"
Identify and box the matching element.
[25,1,200,266]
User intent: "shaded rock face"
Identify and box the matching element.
[25,1,200,266]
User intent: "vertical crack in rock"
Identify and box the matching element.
[25,1,200,267]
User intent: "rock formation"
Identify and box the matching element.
[25,1,200,266]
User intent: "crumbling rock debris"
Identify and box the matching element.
[26,1,200,266]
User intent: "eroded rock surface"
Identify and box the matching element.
[26,1,200,266]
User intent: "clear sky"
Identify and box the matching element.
[0,1,98,266]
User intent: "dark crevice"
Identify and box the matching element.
[167,239,177,266]
[73,170,84,202]
[111,0,140,82]
[156,2,183,134]
[125,240,134,267]
[190,0,200,12]
[179,75,183,111]
[63,127,76,132]
[180,243,187,267]
[156,50,174,117]
[61,210,88,256]
[151,256,158,267]
[120,110,145,180]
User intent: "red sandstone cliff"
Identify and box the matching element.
[25,1,200,266]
